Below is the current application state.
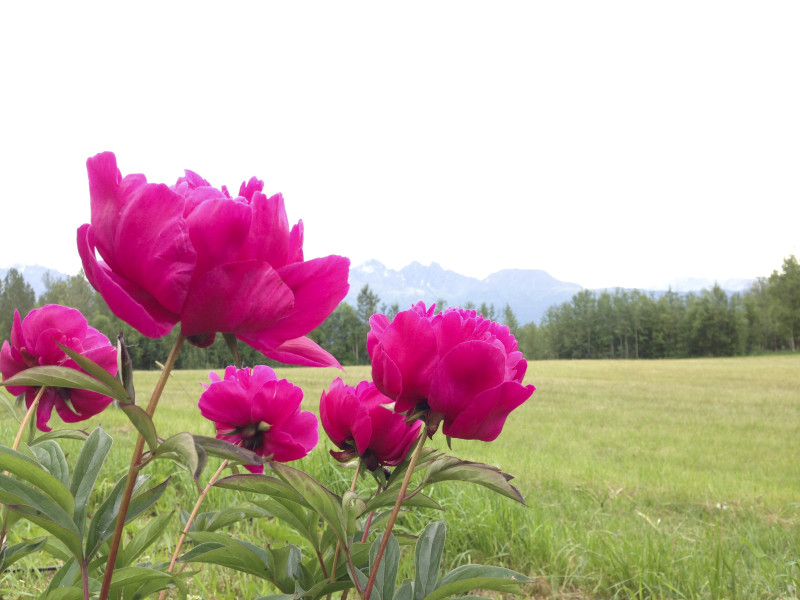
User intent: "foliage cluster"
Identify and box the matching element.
[518,255,800,360]
[3,255,797,368]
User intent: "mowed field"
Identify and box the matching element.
[2,356,798,599]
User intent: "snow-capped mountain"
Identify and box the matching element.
[344,260,582,325]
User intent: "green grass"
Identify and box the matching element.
[2,356,799,599]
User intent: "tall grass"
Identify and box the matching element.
[2,356,798,599]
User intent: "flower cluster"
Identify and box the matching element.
[0,151,536,600]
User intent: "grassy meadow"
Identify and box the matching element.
[1,355,799,599]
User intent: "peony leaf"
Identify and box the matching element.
[180,534,272,579]
[414,521,447,600]
[214,473,308,507]
[28,439,70,488]
[29,429,89,445]
[151,432,199,479]
[385,447,442,488]
[116,333,136,402]
[370,532,401,600]
[363,487,443,514]
[423,565,532,600]
[5,500,83,560]
[117,402,159,453]
[71,427,113,538]
[43,557,80,596]
[119,511,174,568]
[271,462,348,545]
[0,365,116,399]
[58,343,129,403]
[108,566,188,597]
[193,434,265,468]
[0,537,47,571]
[421,456,526,505]
[0,445,74,516]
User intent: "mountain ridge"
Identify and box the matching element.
[3,261,754,326]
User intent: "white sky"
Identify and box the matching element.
[1,1,798,290]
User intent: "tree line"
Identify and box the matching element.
[1,255,797,369]
[516,255,800,359]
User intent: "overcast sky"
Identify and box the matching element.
[1,1,798,290]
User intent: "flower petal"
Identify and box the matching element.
[241,335,342,369]
[442,381,534,442]
[78,225,180,337]
[179,260,294,339]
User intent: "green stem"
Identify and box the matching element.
[362,426,428,600]
[0,386,46,549]
[98,335,185,600]
[329,460,363,591]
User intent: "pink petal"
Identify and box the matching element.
[369,308,438,412]
[179,260,294,338]
[197,377,252,427]
[428,340,506,420]
[250,380,304,428]
[185,197,252,273]
[442,381,534,441]
[78,225,180,337]
[261,409,319,462]
[239,192,291,267]
[246,336,342,368]
[260,255,351,343]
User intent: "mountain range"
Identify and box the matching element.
[3,262,754,327]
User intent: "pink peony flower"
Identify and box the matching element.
[77,152,350,367]
[198,365,318,472]
[0,305,118,432]
[320,378,422,471]
[367,302,535,442]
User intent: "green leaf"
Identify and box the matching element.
[0,537,46,570]
[43,587,84,600]
[272,462,348,545]
[29,439,70,488]
[118,511,173,568]
[151,432,199,479]
[369,533,401,600]
[43,557,80,595]
[6,501,83,559]
[0,365,117,399]
[28,428,89,445]
[108,566,188,597]
[363,487,443,514]
[193,434,265,467]
[414,521,446,600]
[0,389,19,420]
[58,343,129,403]
[191,506,267,533]
[214,473,307,506]
[422,457,526,505]
[270,543,303,593]
[423,565,531,600]
[118,402,159,453]
[252,497,319,550]
[395,580,413,600]
[115,333,135,402]
[0,445,74,516]
[85,474,166,560]
[180,536,271,579]
[70,427,113,537]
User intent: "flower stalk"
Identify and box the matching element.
[0,386,46,549]
[99,335,185,600]
[158,458,229,600]
[362,425,428,600]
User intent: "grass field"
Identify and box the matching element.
[2,356,799,599]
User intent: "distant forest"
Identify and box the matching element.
[0,256,797,369]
